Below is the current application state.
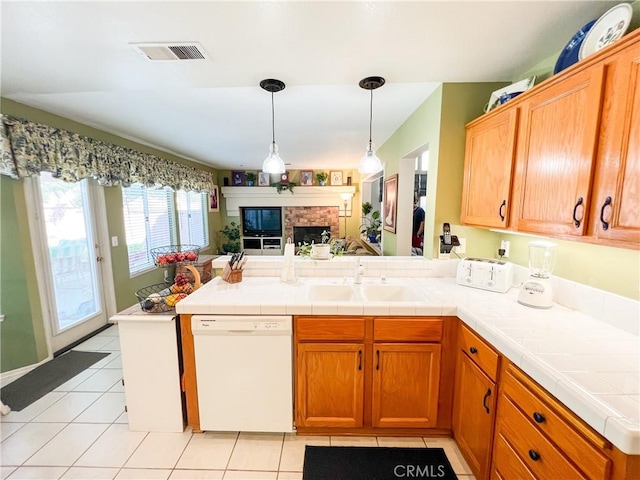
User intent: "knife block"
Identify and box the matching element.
[227,269,243,284]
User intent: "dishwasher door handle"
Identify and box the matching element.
[226,329,256,334]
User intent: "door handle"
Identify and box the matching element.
[96,256,104,262]
[499,200,506,222]
[600,196,612,231]
[572,197,584,228]
[376,350,380,370]
[358,350,362,370]
[482,388,492,414]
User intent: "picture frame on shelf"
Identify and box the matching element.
[330,171,343,186]
[300,171,314,186]
[209,185,219,212]
[231,171,245,186]
[383,174,398,233]
[279,171,290,185]
[258,171,270,186]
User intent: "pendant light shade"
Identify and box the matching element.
[260,79,286,174]
[358,76,385,174]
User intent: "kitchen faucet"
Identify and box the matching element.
[354,258,365,284]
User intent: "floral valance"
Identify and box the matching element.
[0,115,213,192]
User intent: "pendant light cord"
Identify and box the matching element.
[271,92,276,145]
[368,88,373,144]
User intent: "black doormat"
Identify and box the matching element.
[0,350,110,411]
[303,446,458,480]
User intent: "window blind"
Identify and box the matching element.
[177,190,209,249]
[122,184,176,275]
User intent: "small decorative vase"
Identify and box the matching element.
[246,180,254,186]
[319,180,326,186]
[368,235,378,243]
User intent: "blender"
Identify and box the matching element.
[518,241,557,309]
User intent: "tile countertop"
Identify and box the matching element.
[176,273,640,455]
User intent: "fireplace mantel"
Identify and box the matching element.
[221,186,356,216]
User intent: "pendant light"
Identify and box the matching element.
[358,76,385,174]
[260,79,286,174]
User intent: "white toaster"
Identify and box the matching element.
[456,257,514,293]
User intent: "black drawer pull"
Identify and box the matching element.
[469,346,478,354]
[482,388,492,414]
[533,412,546,423]
[376,350,380,370]
[358,350,362,370]
[572,197,584,228]
[528,450,540,461]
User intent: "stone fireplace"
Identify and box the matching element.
[284,207,340,245]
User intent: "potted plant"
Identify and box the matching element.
[311,229,331,258]
[219,221,241,253]
[315,172,329,186]
[360,202,382,243]
[245,172,257,186]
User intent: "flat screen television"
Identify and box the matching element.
[241,207,283,237]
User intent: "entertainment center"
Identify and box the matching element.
[241,206,284,255]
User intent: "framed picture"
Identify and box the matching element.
[209,185,219,212]
[330,171,343,186]
[231,171,245,186]
[383,174,398,233]
[279,171,289,185]
[300,170,314,186]
[258,171,270,186]
[486,76,536,112]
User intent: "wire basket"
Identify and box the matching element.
[150,244,201,267]
[135,283,183,313]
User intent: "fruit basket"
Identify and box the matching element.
[150,244,201,267]
[136,265,201,313]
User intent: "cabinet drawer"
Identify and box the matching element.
[296,317,365,341]
[497,396,586,479]
[492,432,535,480]
[373,318,443,342]
[458,324,499,380]
[502,365,610,479]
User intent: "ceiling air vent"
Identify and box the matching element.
[131,42,209,61]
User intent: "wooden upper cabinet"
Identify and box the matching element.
[461,107,519,228]
[514,65,605,237]
[295,343,364,428]
[588,42,640,246]
[371,343,441,429]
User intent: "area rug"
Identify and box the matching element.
[303,446,458,480]
[0,350,110,411]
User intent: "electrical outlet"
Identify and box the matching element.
[456,238,466,254]
[0,314,5,322]
[111,236,118,247]
[500,240,510,258]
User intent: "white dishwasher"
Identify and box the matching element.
[191,315,293,432]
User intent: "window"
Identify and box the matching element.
[122,184,176,275]
[176,190,209,249]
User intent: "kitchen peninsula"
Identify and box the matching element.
[172,256,639,479]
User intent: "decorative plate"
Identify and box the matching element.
[579,3,632,60]
[554,20,596,74]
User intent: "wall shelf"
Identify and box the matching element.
[221,186,356,217]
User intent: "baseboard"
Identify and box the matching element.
[0,356,53,387]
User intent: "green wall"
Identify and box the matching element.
[0,99,219,372]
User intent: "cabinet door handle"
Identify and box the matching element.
[533,411,546,423]
[376,350,380,370]
[358,350,362,371]
[499,200,506,222]
[528,450,541,461]
[482,388,492,414]
[469,346,478,354]
[600,196,612,231]
[572,197,584,228]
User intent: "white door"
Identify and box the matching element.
[28,172,114,354]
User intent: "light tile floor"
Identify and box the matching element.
[1,325,476,480]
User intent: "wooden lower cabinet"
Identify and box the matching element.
[453,351,497,480]
[372,343,441,428]
[294,315,454,434]
[295,343,364,428]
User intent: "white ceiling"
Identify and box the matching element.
[1,1,619,171]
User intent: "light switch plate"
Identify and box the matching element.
[111,236,118,247]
